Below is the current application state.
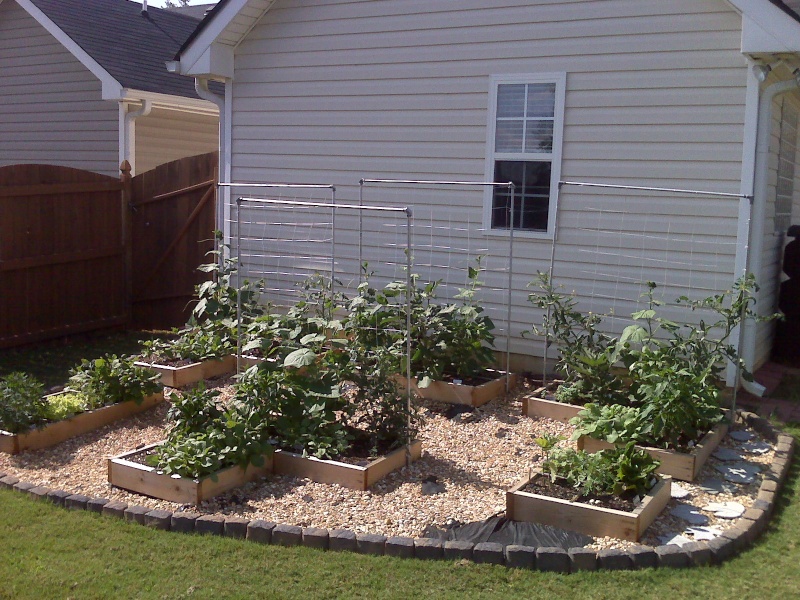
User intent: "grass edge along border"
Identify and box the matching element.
[0,410,793,572]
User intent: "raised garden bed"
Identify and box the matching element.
[399,371,516,407]
[0,392,164,455]
[521,390,583,424]
[577,420,730,482]
[107,441,273,504]
[506,470,672,542]
[134,355,236,388]
[273,440,423,491]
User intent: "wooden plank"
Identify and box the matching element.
[135,356,236,388]
[579,420,729,482]
[400,371,517,407]
[0,246,125,272]
[134,179,215,205]
[0,181,122,198]
[108,442,273,504]
[506,471,672,542]
[364,441,422,488]
[522,395,583,424]
[274,441,422,491]
[1,392,163,455]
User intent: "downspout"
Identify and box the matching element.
[194,78,226,253]
[123,100,152,175]
[741,71,800,395]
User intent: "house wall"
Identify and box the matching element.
[227,0,750,361]
[134,107,219,175]
[0,0,119,176]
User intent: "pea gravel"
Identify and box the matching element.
[0,377,775,549]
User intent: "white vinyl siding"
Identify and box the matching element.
[228,0,748,358]
[0,0,119,176]
[135,108,219,175]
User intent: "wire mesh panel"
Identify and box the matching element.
[359,179,517,377]
[537,181,748,379]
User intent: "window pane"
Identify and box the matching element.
[495,120,524,153]
[526,83,556,118]
[492,160,550,231]
[497,84,526,118]
[523,162,552,195]
[525,121,554,153]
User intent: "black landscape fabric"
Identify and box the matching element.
[423,516,592,549]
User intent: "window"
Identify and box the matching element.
[484,74,566,234]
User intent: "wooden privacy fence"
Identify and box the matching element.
[0,153,218,349]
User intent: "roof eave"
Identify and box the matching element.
[726,0,800,53]
[175,0,276,79]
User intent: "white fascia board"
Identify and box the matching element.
[178,0,249,75]
[120,89,220,116]
[15,0,122,99]
[726,0,800,52]
[183,44,234,79]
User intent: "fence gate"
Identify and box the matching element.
[0,164,127,348]
[128,152,218,330]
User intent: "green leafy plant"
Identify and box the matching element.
[67,355,161,409]
[525,272,628,405]
[0,372,46,434]
[562,277,768,450]
[142,323,236,363]
[149,385,273,479]
[192,236,264,325]
[541,443,660,499]
[236,349,350,460]
[42,392,89,422]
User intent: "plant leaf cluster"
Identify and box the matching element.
[529,273,769,450]
[0,372,46,434]
[540,442,660,499]
[148,385,273,479]
[67,355,161,409]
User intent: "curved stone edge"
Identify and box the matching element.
[0,411,794,573]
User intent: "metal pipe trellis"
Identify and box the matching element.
[233,193,416,462]
[359,178,516,396]
[546,180,755,411]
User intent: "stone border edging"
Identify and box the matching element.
[0,411,794,573]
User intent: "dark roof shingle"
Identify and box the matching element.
[28,0,207,100]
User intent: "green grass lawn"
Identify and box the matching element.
[0,330,166,388]
[1,332,798,599]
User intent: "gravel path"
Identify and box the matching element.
[0,377,775,548]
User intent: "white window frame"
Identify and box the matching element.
[483,72,566,239]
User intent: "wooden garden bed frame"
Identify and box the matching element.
[273,440,423,490]
[521,393,583,424]
[578,420,730,482]
[400,371,517,407]
[506,471,672,542]
[107,441,273,504]
[134,355,236,387]
[0,392,164,455]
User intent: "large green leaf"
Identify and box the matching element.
[284,348,317,368]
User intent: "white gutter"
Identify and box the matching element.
[122,99,152,175]
[741,71,800,395]
[194,78,227,248]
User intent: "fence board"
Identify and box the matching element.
[0,164,127,348]
[130,152,218,329]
